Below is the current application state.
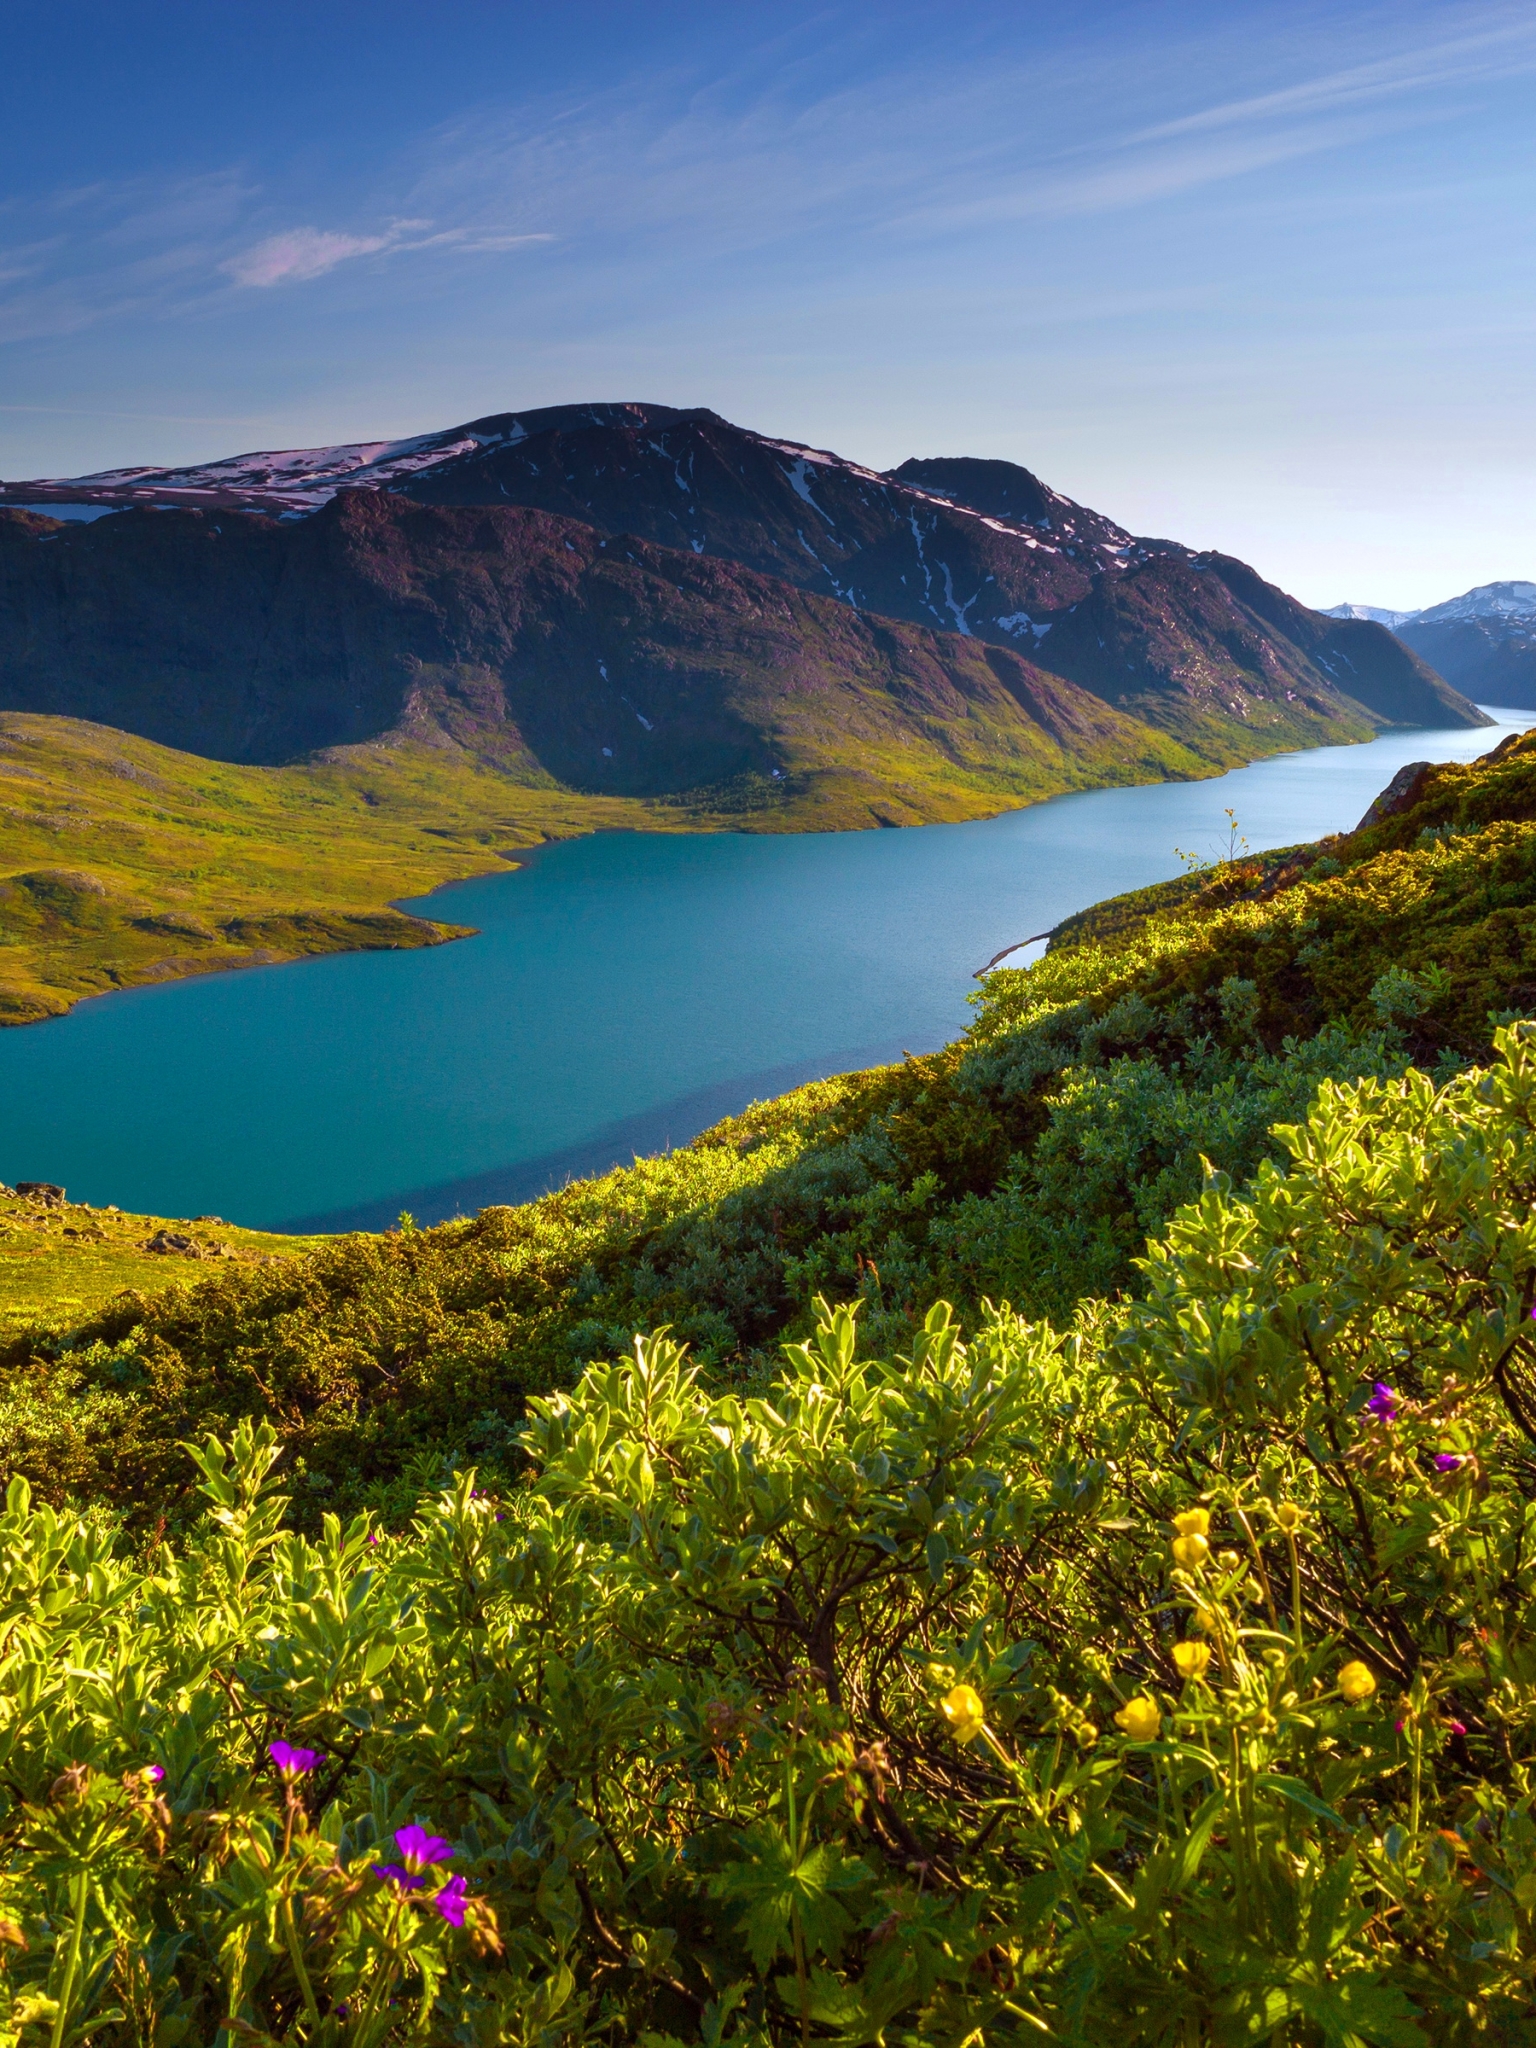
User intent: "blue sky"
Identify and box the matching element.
[1,0,1532,609]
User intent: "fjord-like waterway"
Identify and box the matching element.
[5,709,1530,1230]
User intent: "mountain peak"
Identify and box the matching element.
[1324,602,1418,628]
[0,401,1486,759]
[1372,580,1536,710]
[1414,580,1536,625]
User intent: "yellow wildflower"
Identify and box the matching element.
[1171,1641,1211,1681]
[1273,1502,1304,1532]
[1338,1661,1377,1703]
[1114,1696,1161,1742]
[1192,1607,1218,1634]
[940,1683,986,1745]
[1171,1509,1210,1539]
[1172,1533,1210,1568]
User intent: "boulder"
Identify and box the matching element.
[143,1229,198,1256]
[1355,761,1432,832]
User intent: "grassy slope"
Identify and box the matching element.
[0,691,1213,1025]
[5,728,1535,1524]
[0,1189,326,1337]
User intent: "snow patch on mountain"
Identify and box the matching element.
[1324,603,1419,627]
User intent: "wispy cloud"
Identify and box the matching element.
[891,8,1536,234]
[221,218,550,287]
[1119,14,1536,146]
[224,224,402,287]
[0,2,1528,351]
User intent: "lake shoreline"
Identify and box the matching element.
[0,707,1469,1030]
[3,707,1529,1231]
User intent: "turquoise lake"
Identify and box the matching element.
[5,707,1530,1231]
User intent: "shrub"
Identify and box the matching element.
[3,1029,1536,2040]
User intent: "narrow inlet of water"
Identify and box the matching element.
[3,708,1528,1229]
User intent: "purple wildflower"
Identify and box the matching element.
[1433,1453,1466,1472]
[1365,1382,1399,1421]
[1446,1718,1468,1737]
[1395,1717,1407,1734]
[143,1764,164,1782]
[434,1875,469,1926]
[393,1824,454,1873]
[367,1531,380,1547]
[269,1740,323,1777]
[374,1825,454,1891]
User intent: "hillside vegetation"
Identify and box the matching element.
[3,734,1536,2037]
[0,1187,326,1337]
[2,1034,1535,2038]
[6,729,1536,1527]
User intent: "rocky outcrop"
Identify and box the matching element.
[1355,761,1434,831]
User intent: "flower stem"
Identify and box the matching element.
[282,1893,320,2031]
[49,1872,89,2048]
[1284,1530,1303,1655]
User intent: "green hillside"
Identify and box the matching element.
[0,668,1204,1024]
[4,706,1071,1027]
[0,1187,327,1338]
[1,737,1535,2036]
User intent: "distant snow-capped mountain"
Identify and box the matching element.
[1328,583,1536,708]
[1324,603,1418,628]
[0,401,1484,764]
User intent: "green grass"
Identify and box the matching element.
[0,1189,327,1338]
[0,713,775,1027]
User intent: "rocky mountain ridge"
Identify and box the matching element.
[0,491,1211,815]
[0,403,1487,806]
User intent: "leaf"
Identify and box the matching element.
[1258,1775,1354,1835]
[710,1829,870,1975]
[1292,1974,1429,2047]
[1173,1788,1228,1889]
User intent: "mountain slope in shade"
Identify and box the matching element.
[397,408,1485,751]
[1328,583,1536,710]
[2,401,1486,766]
[0,492,1217,824]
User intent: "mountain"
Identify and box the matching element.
[0,404,1487,810]
[0,491,1210,822]
[1327,583,1536,709]
[1401,584,1536,709]
[392,406,1483,750]
[1324,603,1417,628]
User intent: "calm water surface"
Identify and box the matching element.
[6,708,1530,1229]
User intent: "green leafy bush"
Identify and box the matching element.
[8,734,1536,1524]
[4,1028,1536,2041]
